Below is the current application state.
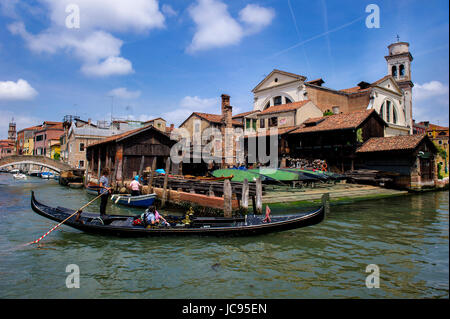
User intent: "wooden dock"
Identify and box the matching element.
[262,183,408,205]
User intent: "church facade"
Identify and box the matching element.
[249,41,414,136]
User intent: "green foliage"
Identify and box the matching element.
[437,163,444,179]
[53,152,60,160]
[356,128,363,143]
[323,110,334,116]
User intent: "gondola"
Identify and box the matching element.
[30,191,326,237]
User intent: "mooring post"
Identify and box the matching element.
[321,193,330,216]
[256,177,262,215]
[223,179,232,218]
[148,157,156,194]
[242,178,249,213]
[161,158,171,207]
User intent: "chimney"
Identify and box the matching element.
[221,94,232,128]
[221,94,230,115]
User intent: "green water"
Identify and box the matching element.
[0,173,448,298]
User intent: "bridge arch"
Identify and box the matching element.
[0,156,73,173]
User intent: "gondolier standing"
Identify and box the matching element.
[99,168,112,220]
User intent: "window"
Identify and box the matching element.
[79,160,84,168]
[269,117,278,127]
[393,106,397,124]
[264,102,270,110]
[194,122,200,133]
[79,143,85,152]
[380,104,384,120]
[400,64,405,76]
[285,97,292,104]
[245,118,251,130]
[36,135,43,142]
[392,65,397,77]
[273,96,282,106]
[260,119,265,128]
[252,119,256,131]
[386,100,391,123]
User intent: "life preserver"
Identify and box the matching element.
[321,163,328,172]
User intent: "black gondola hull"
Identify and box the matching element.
[30,191,325,237]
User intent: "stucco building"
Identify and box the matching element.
[247,41,414,137]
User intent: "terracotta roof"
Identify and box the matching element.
[17,125,42,133]
[306,78,325,86]
[260,100,311,115]
[245,126,300,138]
[232,110,260,118]
[426,124,449,131]
[290,109,383,134]
[192,112,243,126]
[339,86,371,93]
[88,124,171,147]
[356,134,430,153]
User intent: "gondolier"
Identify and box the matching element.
[99,169,112,220]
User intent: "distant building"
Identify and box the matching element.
[249,41,414,136]
[16,125,41,155]
[418,122,449,177]
[0,140,15,159]
[33,121,64,157]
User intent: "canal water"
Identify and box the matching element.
[0,173,448,298]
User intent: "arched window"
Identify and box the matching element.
[380,103,384,120]
[399,64,405,76]
[386,100,391,123]
[393,106,397,124]
[285,97,292,104]
[392,65,398,77]
[264,102,270,110]
[273,96,282,106]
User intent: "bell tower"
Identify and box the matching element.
[8,118,16,141]
[385,39,414,134]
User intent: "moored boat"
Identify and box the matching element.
[13,173,27,180]
[86,183,102,196]
[111,193,157,208]
[68,182,84,189]
[40,172,54,179]
[30,191,326,237]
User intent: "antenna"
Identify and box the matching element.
[396,34,400,42]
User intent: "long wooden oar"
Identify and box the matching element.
[26,193,104,246]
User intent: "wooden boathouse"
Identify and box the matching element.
[86,124,176,185]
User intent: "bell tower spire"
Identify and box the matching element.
[385,40,414,134]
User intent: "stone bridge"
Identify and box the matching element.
[0,155,73,173]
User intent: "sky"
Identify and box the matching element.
[0,0,448,139]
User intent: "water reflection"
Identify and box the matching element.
[0,173,448,298]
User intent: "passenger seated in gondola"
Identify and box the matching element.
[135,205,170,227]
[129,176,142,196]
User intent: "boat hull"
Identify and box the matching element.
[111,194,157,208]
[30,191,325,237]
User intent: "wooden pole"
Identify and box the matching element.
[138,155,145,176]
[97,148,101,182]
[255,177,262,215]
[148,157,157,194]
[242,178,249,213]
[321,193,330,216]
[223,179,232,218]
[251,196,256,214]
[161,158,171,207]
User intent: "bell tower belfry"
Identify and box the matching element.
[385,39,414,134]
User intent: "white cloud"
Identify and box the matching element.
[7,0,165,77]
[180,95,218,109]
[44,0,165,32]
[187,0,274,53]
[162,4,178,17]
[0,79,38,100]
[413,81,449,101]
[413,80,449,125]
[108,87,141,99]
[187,0,243,53]
[82,57,134,77]
[239,4,275,34]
